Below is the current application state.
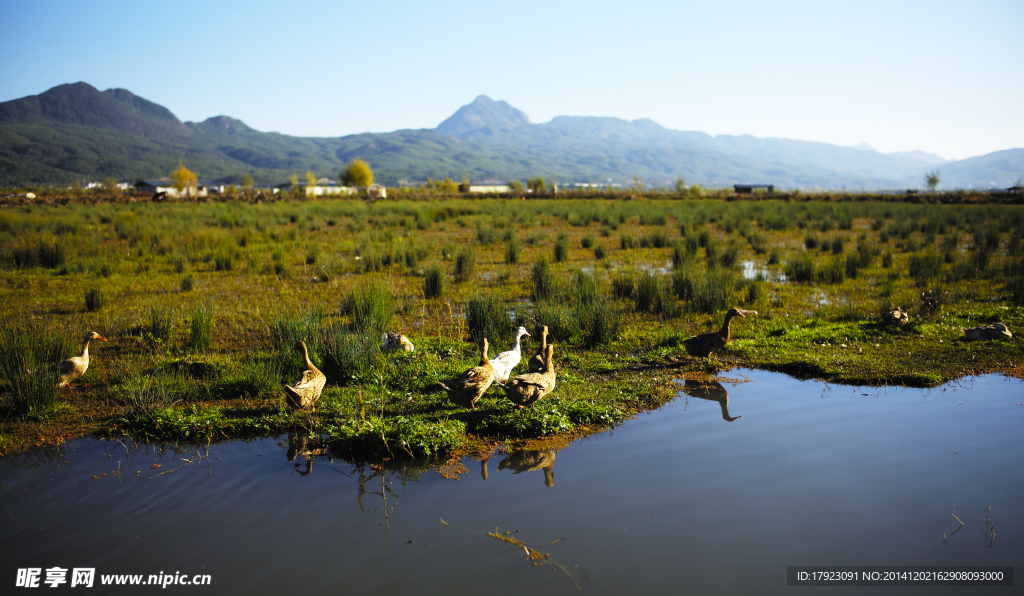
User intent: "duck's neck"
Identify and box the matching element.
[300,344,312,367]
[513,332,524,354]
[719,312,737,339]
[80,338,91,359]
[537,332,547,356]
[480,343,489,366]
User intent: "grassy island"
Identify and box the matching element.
[1,195,1022,458]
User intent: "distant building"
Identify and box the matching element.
[367,183,387,199]
[273,178,357,196]
[134,179,208,198]
[468,184,511,193]
[733,184,774,195]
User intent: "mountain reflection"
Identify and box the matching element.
[682,379,742,422]
[498,451,556,487]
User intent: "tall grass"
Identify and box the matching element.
[673,266,737,313]
[424,266,444,299]
[454,248,476,283]
[531,258,555,301]
[505,237,520,264]
[342,280,393,335]
[569,270,620,347]
[909,251,942,286]
[554,233,569,262]
[148,305,173,342]
[188,302,214,352]
[180,273,195,292]
[466,293,510,345]
[0,323,72,414]
[785,253,816,282]
[84,288,106,312]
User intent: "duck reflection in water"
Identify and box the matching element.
[286,433,326,476]
[682,379,742,422]
[498,450,556,487]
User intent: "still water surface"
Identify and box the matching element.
[2,370,1021,594]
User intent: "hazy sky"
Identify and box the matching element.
[1,0,1020,160]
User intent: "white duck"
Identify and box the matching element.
[489,326,531,383]
[48,331,106,388]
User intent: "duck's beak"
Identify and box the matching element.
[524,332,531,337]
[97,335,107,341]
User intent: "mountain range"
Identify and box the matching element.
[0,82,1020,189]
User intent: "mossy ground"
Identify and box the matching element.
[1,196,1022,458]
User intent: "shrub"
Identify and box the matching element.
[424,266,443,299]
[180,273,194,292]
[342,280,393,336]
[581,235,594,249]
[804,233,820,250]
[320,330,382,384]
[84,288,106,312]
[594,245,607,260]
[454,248,476,282]
[620,233,635,250]
[687,267,737,314]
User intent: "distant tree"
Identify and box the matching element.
[104,176,120,195]
[632,174,645,194]
[341,159,373,189]
[509,179,524,193]
[460,173,470,193]
[688,183,703,199]
[528,177,546,193]
[673,176,687,198]
[925,170,941,192]
[224,184,239,199]
[304,170,317,198]
[240,173,254,198]
[171,161,198,199]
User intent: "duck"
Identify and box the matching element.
[682,308,755,358]
[883,308,909,327]
[489,326,531,382]
[527,326,549,374]
[48,331,106,388]
[438,338,495,409]
[962,322,1012,341]
[500,344,555,409]
[382,332,415,352]
[283,340,326,411]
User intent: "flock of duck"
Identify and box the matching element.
[46,307,758,413]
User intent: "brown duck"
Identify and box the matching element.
[498,450,556,487]
[682,308,755,358]
[48,331,106,388]
[501,344,555,409]
[439,338,495,409]
[527,325,549,374]
[283,340,326,411]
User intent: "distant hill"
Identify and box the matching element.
[0,83,1019,189]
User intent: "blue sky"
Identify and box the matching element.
[1,0,1020,160]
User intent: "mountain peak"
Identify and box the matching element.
[436,95,530,136]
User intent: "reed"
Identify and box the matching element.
[424,266,444,299]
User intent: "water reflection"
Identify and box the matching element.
[286,433,327,476]
[681,380,742,422]
[498,451,556,487]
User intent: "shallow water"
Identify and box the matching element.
[2,370,1022,594]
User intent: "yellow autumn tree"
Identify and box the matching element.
[171,161,198,199]
[340,159,373,189]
